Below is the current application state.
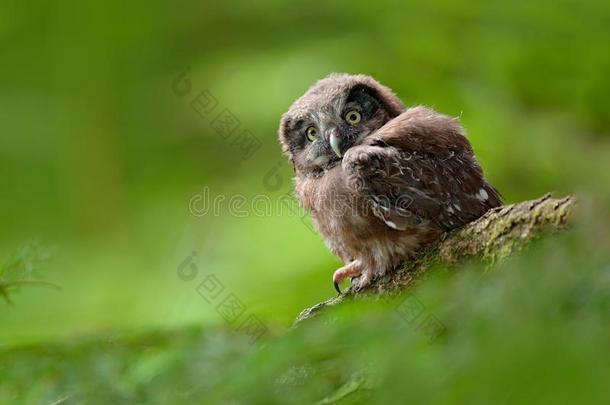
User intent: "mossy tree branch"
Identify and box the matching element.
[294,194,575,325]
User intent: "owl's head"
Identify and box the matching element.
[279,73,405,175]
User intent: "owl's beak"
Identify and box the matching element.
[328,128,344,158]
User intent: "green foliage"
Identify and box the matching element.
[2,222,610,403]
[0,244,59,305]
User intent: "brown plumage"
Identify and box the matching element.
[278,73,502,292]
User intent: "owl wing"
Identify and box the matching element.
[342,106,502,231]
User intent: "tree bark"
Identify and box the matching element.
[294,194,575,325]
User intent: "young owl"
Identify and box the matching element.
[278,73,502,293]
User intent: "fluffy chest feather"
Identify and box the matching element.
[295,166,438,268]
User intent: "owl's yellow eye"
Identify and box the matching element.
[345,110,362,125]
[306,127,318,141]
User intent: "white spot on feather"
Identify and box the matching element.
[477,188,489,201]
[384,220,398,229]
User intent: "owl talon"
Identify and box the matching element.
[332,262,362,295]
[334,281,342,295]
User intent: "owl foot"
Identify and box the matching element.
[332,261,375,294]
[332,261,363,295]
[351,271,373,292]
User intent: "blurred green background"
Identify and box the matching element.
[1,0,610,403]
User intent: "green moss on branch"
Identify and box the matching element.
[295,194,576,325]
